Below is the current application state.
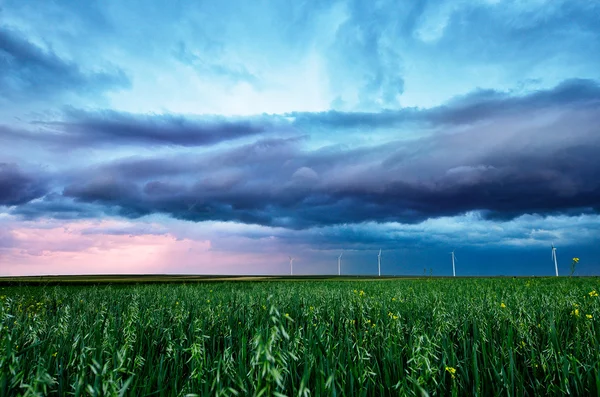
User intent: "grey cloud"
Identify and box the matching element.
[59,99,600,229]
[289,79,600,129]
[7,79,600,229]
[9,192,120,220]
[0,163,47,206]
[21,109,287,148]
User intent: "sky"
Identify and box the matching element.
[1,0,600,276]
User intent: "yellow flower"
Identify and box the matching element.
[500,303,506,308]
[571,309,580,317]
[353,289,358,294]
[175,301,179,305]
[572,257,580,263]
[393,315,398,320]
[445,366,457,379]
[586,314,593,319]
[309,306,314,311]
[52,352,58,357]
[359,290,365,296]
[589,290,599,297]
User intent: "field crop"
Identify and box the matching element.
[1,277,599,396]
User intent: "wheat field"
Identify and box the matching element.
[1,277,599,396]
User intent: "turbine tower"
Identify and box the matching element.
[450,250,457,277]
[338,251,343,276]
[552,243,558,276]
[289,256,294,276]
[377,249,382,277]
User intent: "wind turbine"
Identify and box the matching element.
[377,249,382,277]
[289,256,294,276]
[450,250,457,277]
[551,243,558,276]
[338,251,343,276]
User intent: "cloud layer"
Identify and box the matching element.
[4,79,592,230]
[0,163,47,206]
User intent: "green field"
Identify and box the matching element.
[1,277,599,396]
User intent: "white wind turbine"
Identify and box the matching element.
[289,256,294,276]
[450,250,457,277]
[338,251,343,276]
[551,243,558,276]
[377,249,382,277]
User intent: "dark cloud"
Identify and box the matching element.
[10,192,114,220]
[56,86,600,228]
[0,163,47,206]
[4,79,599,229]
[0,26,129,102]
[21,109,285,148]
[5,79,598,151]
[289,79,600,129]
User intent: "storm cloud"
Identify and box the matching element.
[29,109,284,147]
[0,163,47,206]
[51,81,600,229]
[289,79,600,129]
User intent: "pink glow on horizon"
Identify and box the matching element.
[0,218,286,276]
